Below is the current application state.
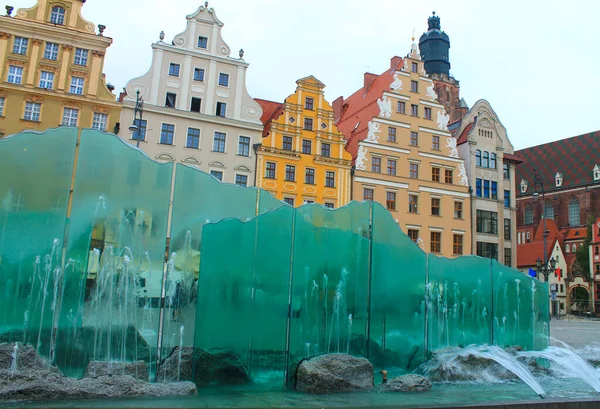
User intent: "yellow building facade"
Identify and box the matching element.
[255,76,352,208]
[0,0,120,137]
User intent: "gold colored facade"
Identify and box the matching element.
[0,0,120,137]
[255,76,352,208]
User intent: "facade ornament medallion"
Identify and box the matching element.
[31,39,43,46]
[390,74,403,92]
[366,121,381,143]
[24,95,44,103]
[92,105,110,114]
[457,163,469,186]
[355,145,368,170]
[446,136,459,158]
[436,109,450,131]
[426,83,437,100]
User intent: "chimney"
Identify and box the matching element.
[390,56,403,70]
[332,96,344,123]
[364,73,377,93]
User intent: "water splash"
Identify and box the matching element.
[346,314,353,354]
[177,325,184,382]
[10,343,18,376]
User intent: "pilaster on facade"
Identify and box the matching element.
[119,4,263,186]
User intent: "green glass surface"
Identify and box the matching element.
[370,203,426,371]
[0,127,77,360]
[56,129,173,378]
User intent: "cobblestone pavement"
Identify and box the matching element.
[551,317,600,349]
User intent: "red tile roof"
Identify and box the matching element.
[564,227,587,241]
[456,122,474,145]
[502,153,524,164]
[255,98,284,137]
[517,218,561,268]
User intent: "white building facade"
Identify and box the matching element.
[119,4,263,186]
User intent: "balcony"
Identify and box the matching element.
[314,154,352,167]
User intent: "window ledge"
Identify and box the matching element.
[21,119,41,123]
[158,142,175,146]
[211,150,226,154]
[184,146,200,150]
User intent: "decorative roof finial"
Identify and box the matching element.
[98,25,106,36]
[412,28,415,42]
[239,49,244,59]
[6,5,14,16]
[205,1,209,7]
[432,11,436,15]
[159,31,165,41]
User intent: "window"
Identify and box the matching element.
[411,104,418,116]
[544,201,554,220]
[283,197,294,206]
[238,136,250,156]
[194,68,205,81]
[504,218,511,240]
[411,62,418,73]
[372,157,381,173]
[476,210,498,235]
[568,197,580,226]
[23,102,41,121]
[74,48,88,66]
[305,168,315,184]
[69,77,84,94]
[503,163,510,179]
[50,6,65,25]
[218,73,229,86]
[325,171,335,187]
[386,192,396,211]
[409,163,418,179]
[158,123,174,144]
[197,36,208,48]
[491,181,498,200]
[91,112,108,131]
[62,107,78,126]
[165,92,177,108]
[476,150,482,167]
[282,136,293,151]
[477,242,498,260]
[410,80,418,93]
[44,43,59,60]
[285,165,296,182]
[476,178,482,197]
[325,203,335,209]
[305,97,314,110]
[454,201,463,219]
[445,169,453,184]
[216,102,227,117]
[132,119,147,141]
[235,174,248,187]
[483,180,490,198]
[364,188,374,201]
[410,131,418,146]
[432,135,439,150]
[321,143,330,157]
[210,170,223,181]
[482,151,489,168]
[302,139,312,154]
[490,153,497,169]
[409,195,418,213]
[388,127,396,142]
[453,235,463,255]
[13,37,28,55]
[213,132,226,152]
[265,162,276,179]
[397,101,405,114]
[0,97,4,116]
[425,107,432,120]
[186,128,200,149]
[387,159,396,176]
[39,71,54,89]
[408,229,419,243]
[304,117,313,131]
[432,167,440,182]
[504,190,510,207]
[190,97,201,113]
[430,232,441,253]
[168,63,180,77]
[524,203,533,225]
[431,198,441,216]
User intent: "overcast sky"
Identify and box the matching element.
[11,0,599,150]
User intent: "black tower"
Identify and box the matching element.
[419,12,450,76]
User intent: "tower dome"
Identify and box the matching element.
[418,12,451,76]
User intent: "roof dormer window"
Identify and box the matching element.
[594,164,600,181]
[50,6,65,25]
[520,179,528,193]
[555,172,563,188]
[197,36,208,49]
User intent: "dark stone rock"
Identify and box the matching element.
[0,342,60,375]
[348,335,409,369]
[296,353,373,393]
[377,374,432,392]
[84,360,149,381]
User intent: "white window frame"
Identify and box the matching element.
[218,73,229,87]
[44,42,59,60]
[7,65,23,84]
[0,97,5,117]
[24,102,41,122]
[168,63,180,77]
[62,107,79,127]
[92,112,108,132]
[73,48,88,66]
[50,6,65,25]
[12,37,28,55]
[193,67,205,81]
[39,71,54,89]
[70,77,84,94]
[212,131,226,153]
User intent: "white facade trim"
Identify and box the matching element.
[420,100,444,109]
[419,126,451,137]
[419,152,463,163]
[374,117,410,128]
[355,177,409,189]
[419,186,470,198]
[362,141,410,155]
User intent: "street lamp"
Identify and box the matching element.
[536,256,557,282]
[128,89,144,147]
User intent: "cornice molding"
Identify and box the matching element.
[152,42,249,68]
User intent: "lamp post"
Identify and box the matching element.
[128,90,144,147]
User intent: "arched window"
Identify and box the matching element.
[475,150,481,167]
[524,203,533,225]
[568,196,580,226]
[490,153,497,169]
[482,151,489,168]
[50,6,65,25]
[544,201,554,220]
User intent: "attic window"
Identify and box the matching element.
[555,172,564,188]
[50,6,65,25]
[197,36,208,49]
[321,122,327,129]
[520,179,528,193]
[289,117,295,123]
[594,164,600,181]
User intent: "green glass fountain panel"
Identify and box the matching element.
[56,129,172,378]
[258,188,288,215]
[370,203,426,371]
[427,255,492,351]
[0,128,76,358]
[288,203,370,379]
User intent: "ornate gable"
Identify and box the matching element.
[171,2,231,57]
